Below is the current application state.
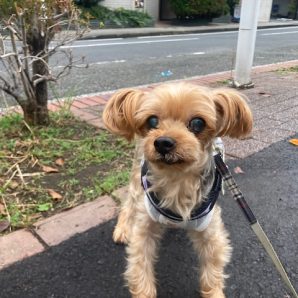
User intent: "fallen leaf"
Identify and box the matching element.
[37,203,52,212]
[0,203,6,215]
[0,220,10,232]
[42,165,59,173]
[55,158,65,166]
[8,180,19,190]
[233,166,245,174]
[48,189,63,201]
[289,139,298,146]
[258,91,271,97]
[27,214,42,221]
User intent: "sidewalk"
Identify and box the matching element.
[81,19,298,39]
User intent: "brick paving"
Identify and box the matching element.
[1,60,298,270]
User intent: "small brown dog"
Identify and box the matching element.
[103,83,253,298]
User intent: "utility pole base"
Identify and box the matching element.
[230,80,255,89]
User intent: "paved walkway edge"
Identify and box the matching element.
[0,196,118,270]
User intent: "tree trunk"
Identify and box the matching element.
[28,41,50,125]
[23,100,49,126]
[32,59,50,125]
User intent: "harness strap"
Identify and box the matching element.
[214,153,298,298]
[141,159,221,222]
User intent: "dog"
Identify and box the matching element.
[102,82,253,298]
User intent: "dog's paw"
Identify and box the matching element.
[132,294,156,298]
[201,289,225,298]
[130,287,157,298]
[112,226,128,244]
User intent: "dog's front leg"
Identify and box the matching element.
[125,211,163,298]
[113,202,133,244]
[188,207,232,298]
[113,182,142,244]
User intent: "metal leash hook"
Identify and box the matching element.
[214,153,298,298]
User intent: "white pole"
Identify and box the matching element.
[233,0,261,87]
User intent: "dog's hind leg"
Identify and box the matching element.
[188,206,232,298]
[125,211,163,298]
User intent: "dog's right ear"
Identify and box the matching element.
[102,89,145,141]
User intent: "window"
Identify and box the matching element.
[135,0,144,8]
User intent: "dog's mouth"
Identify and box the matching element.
[156,153,185,165]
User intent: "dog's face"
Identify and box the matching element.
[103,83,252,172]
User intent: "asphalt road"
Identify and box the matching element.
[49,26,298,98]
[0,134,297,298]
[1,26,298,104]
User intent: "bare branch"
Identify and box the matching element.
[19,14,30,73]
[53,11,68,21]
[8,26,35,102]
[0,34,4,55]
[0,81,22,104]
[1,52,17,59]
[33,75,55,86]
[0,0,88,124]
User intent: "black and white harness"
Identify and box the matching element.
[141,158,222,232]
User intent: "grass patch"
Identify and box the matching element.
[208,78,233,89]
[0,111,134,234]
[276,65,298,74]
[215,79,232,86]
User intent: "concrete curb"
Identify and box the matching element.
[0,196,118,270]
[1,59,298,270]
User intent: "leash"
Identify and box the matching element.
[214,153,298,298]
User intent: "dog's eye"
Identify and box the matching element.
[147,116,159,129]
[188,117,205,133]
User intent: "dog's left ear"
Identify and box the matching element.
[102,88,145,141]
[212,89,253,138]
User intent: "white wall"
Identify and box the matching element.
[100,0,133,10]
[258,0,273,22]
[101,0,160,20]
[144,0,159,20]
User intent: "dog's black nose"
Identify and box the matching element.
[154,137,176,155]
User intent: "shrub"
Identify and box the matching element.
[74,0,102,8]
[289,0,298,19]
[81,5,153,28]
[170,0,229,20]
[226,0,239,17]
[111,8,153,27]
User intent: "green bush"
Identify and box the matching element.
[226,0,239,16]
[111,8,153,27]
[289,0,298,18]
[170,0,229,20]
[74,0,102,8]
[81,5,153,28]
[81,4,111,21]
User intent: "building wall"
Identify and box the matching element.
[258,0,273,22]
[272,0,291,17]
[144,0,159,20]
[160,0,176,20]
[100,0,133,10]
[101,0,160,20]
